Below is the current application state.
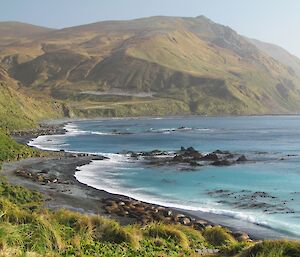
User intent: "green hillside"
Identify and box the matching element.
[0,67,65,130]
[2,16,300,116]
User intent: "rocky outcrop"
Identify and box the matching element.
[128,147,249,168]
[237,155,248,162]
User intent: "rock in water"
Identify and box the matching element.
[237,155,248,162]
[201,153,219,161]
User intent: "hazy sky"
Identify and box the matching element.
[1,0,300,57]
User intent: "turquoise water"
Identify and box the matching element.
[30,116,300,237]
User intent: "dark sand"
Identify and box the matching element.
[1,155,136,225]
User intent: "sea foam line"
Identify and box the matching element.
[75,159,267,226]
[76,164,300,237]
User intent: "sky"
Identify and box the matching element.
[1,0,300,57]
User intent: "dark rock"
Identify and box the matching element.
[190,161,200,166]
[173,155,184,162]
[180,147,203,159]
[237,155,248,162]
[226,153,234,158]
[213,149,231,155]
[201,153,219,161]
[212,149,223,154]
[131,152,139,158]
[186,147,196,152]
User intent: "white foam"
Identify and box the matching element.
[148,127,214,134]
[74,156,300,237]
[75,159,265,224]
[28,134,68,151]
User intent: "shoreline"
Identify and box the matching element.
[4,120,297,240]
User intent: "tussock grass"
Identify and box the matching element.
[238,240,300,257]
[0,223,23,247]
[144,223,190,249]
[0,194,298,257]
[91,215,139,247]
[28,215,64,252]
[0,129,39,164]
[0,178,42,205]
[0,243,22,257]
[202,226,236,247]
[176,225,206,249]
[0,197,33,224]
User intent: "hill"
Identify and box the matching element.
[247,37,300,77]
[0,65,65,130]
[0,21,53,38]
[1,17,300,118]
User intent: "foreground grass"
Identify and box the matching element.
[0,178,299,257]
[0,193,209,256]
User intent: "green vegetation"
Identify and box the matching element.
[0,184,226,256]
[0,183,298,257]
[0,129,43,165]
[203,226,236,247]
[236,240,300,257]
[2,16,300,117]
[0,81,64,131]
[71,97,190,118]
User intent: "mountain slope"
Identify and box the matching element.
[0,21,53,38]
[0,66,65,130]
[1,16,300,117]
[247,37,300,77]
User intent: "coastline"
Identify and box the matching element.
[3,120,296,240]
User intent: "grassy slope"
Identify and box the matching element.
[2,17,300,117]
[247,37,300,77]
[126,30,300,114]
[0,129,43,164]
[0,67,65,130]
[0,82,64,130]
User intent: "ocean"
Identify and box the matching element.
[29,116,300,238]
